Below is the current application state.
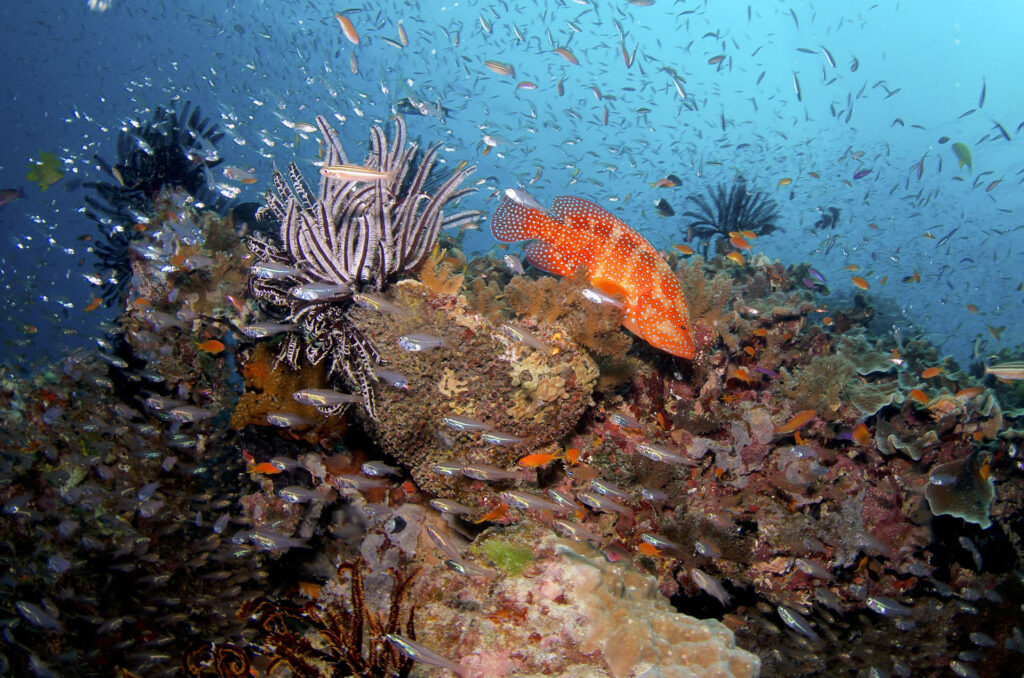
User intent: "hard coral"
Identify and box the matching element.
[414,526,760,678]
[348,280,598,501]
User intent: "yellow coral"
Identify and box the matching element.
[418,244,465,296]
[437,367,468,398]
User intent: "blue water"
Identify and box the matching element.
[1,0,1021,369]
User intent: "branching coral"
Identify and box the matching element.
[245,115,481,418]
[683,179,780,255]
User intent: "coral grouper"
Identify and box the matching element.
[491,195,695,359]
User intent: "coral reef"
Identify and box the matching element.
[348,278,598,502]
[413,526,761,678]
[6,104,1024,678]
[504,269,633,358]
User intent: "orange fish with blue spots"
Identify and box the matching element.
[491,195,695,359]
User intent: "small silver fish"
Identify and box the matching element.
[461,463,521,482]
[292,389,361,408]
[277,486,319,504]
[352,292,409,317]
[693,538,721,559]
[424,524,464,561]
[640,533,684,554]
[777,605,821,641]
[928,471,957,486]
[290,282,351,301]
[813,587,844,613]
[581,287,624,308]
[444,558,494,578]
[168,406,214,423]
[15,601,61,630]
[265,412,315,428]
[430,498,474,515]
[242,322,298,338]
[269,456,303,471]
[397,333,448,352]
[385,634,464,676]
[589,479,630,501]
[503,253,525,275]
[866,596,914,617]
[238,528,309,551]
[251,261,301,279]
[552,519,602,543]
[608,411,642,429]
[212,513,231,534]
[501,490,567,513]
[361,460,402,477]
[547,488,581,510]
[500,323,551,352]
[443,415,492,432]
[480,430,523,445]
[331,474,391,491]
[636,480,667,499]
[794,558,833,580]
[503,187,549,214]
[320,164,393,182]
[375,367,410,389]
[690,568,731,607]
[431,462,463,476]
[577,491,631,514]
[145,395,184,411]
[636,442,694,465]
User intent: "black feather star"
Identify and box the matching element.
[682,179,780,255]
[84,101,230,305]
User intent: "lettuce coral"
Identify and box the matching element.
[925,452,995,528]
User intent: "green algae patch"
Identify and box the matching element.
[482,538,533,576]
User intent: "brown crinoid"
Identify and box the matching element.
[228,561,418,678]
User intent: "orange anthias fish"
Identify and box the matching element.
[197,339,226,354]
[774,409,816,434]
[491,195,695,359]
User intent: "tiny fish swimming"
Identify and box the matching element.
[490,195,695,359]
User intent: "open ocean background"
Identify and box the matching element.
[1,0,1021,371]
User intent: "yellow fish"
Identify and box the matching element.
[25,152,64,191]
